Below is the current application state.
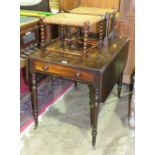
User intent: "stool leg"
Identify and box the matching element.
[117,73,123,98]
[67,26,71,48]
[83,22,89,60]
[77,27,82,48]
[103,13,110,49]
[31,72,38,129]
[98,21,103,48]
[77,27,81,40]
[60,25,65,48]
[110,12,116,39]
[40,17,46,57]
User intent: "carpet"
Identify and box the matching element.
[20,84,134,155]
[20,75,73,133]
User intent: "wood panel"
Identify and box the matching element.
[59,0,120,11]
[80,0,120,10]
[119,0,135,17]
[59,0,78,11]
[116,19,135,83]
[116,0,135,84]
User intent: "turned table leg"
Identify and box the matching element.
[129,78,135,128]
[31,72,38,129]
[88,85,95,128]
[92,88,100,149]
[74,81,78,88]
[117,73,123,98]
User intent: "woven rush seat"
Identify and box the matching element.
[43,13,102,27]
[70,7,115,16]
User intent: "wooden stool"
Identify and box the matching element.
[70,7,116,49]
[40,13,102,61]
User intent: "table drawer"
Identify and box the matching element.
[34,61,93,82]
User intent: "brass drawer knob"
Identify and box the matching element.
[75,72,81,78]
[43,65,49,70]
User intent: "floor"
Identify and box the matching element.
[20,83,135,155]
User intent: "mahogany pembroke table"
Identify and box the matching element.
[28,37,129,149]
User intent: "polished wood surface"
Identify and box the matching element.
[34,60,93,82]
[30,38,129,72]
[28,37,129,148]
[80,0,120,10]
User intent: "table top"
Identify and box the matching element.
[70,7,116,17]
[20,10,54,17]
[29,37,129,72]
[20,16,39,27]
[20,10,55,27]
[43,13,102,27]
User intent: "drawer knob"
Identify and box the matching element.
[43,65,49,70]
[75,72,81,78]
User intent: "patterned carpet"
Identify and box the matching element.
[20,76,73,133]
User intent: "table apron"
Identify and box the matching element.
[33,60,96,83]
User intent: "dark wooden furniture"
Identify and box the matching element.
[28,37,129,148]
[20,16,41,69]
[20,16,40,57]
[20,14,55,82]
[20,13,55,67]
[20,0,58,85]
[20,0,51,67]
[20,0,59,50]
